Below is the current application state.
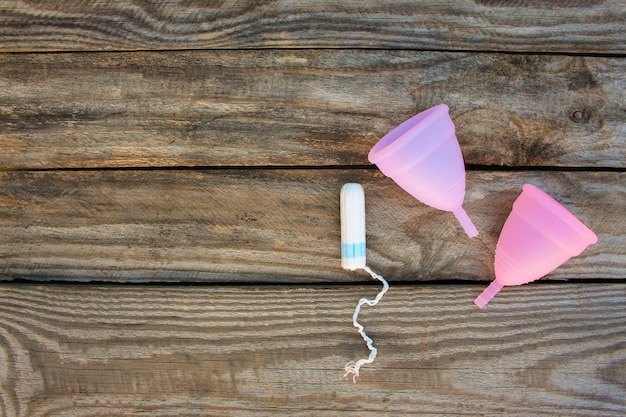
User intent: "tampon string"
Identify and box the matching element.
[344,265,389,383]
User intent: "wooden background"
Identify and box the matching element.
[0,1,624,416]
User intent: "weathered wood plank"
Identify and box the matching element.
[1,0,624,54]
[1,50,623,169]
[0,283,624,416]
[0,169,622,283]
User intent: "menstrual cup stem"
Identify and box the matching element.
[453,208,478,238]
[474,280,504,308]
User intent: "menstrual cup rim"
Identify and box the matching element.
[368,103,450,164]
[521,184,598,245]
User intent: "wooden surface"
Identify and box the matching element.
[1,284,625,416]
[1,1,625,53]
[0,170,624,283]
[1,1,624,416]
[1,51,624,169]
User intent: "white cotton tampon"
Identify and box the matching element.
[340,183,390,383]
[341,183,366,271]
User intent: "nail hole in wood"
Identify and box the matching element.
[570,110,588,123]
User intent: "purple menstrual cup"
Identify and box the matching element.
[368,104,478,237]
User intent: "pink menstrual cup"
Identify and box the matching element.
[368,104,478,237]
[474,184,598,308]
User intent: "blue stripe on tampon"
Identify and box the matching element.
[342,242,366,259]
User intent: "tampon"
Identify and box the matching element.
[341,183,366,270]
[340,183,389,383]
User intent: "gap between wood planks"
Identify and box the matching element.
[3,165,625,173]
[2,46,625,57]
[4,278,625,288]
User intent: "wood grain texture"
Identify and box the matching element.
[0,283,624,416]
[0,169,622,283]
[1,3,623,416]
[1,0,625,53]
[1,50,624,169]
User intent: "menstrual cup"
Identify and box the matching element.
[474,184,598,308]
[368,104,478,237]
